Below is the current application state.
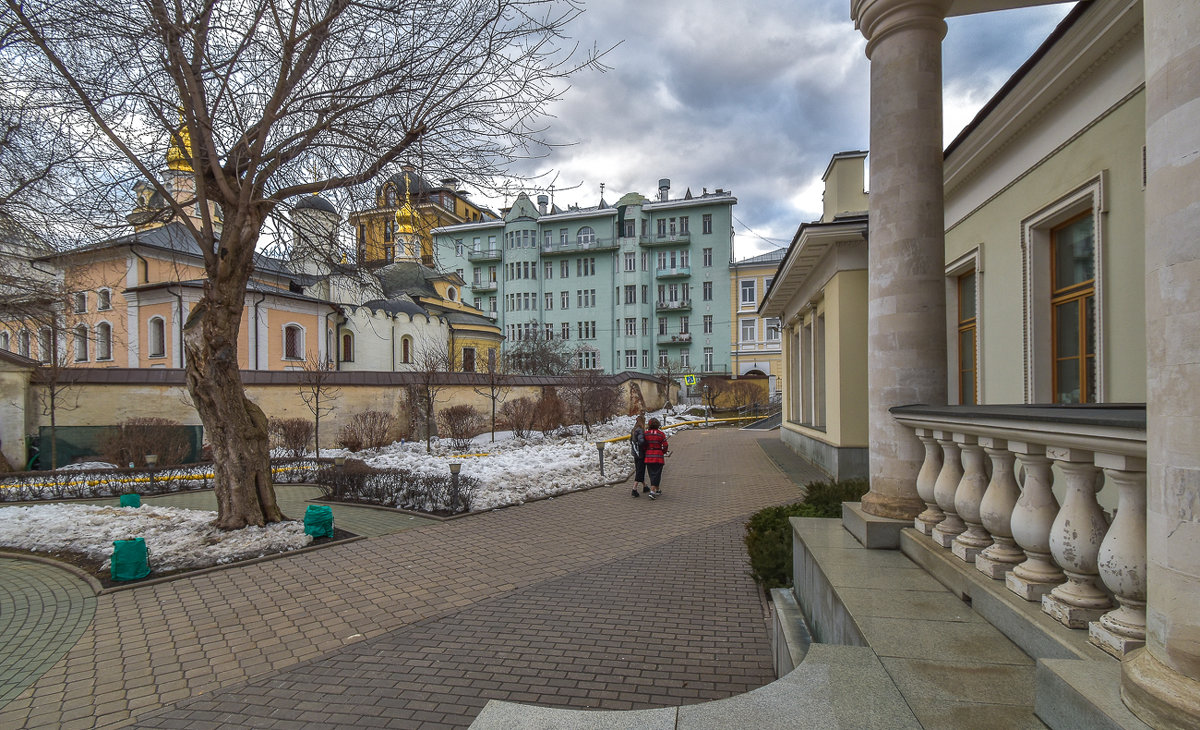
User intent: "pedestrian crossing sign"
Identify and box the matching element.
[683,374,697,386]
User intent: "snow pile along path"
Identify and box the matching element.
[0,504,312,571]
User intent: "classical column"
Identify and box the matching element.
[1123,1,1200,724]
[951,435,993,563]
[1006,443,1064,601]
[853,0,952,520]
[1042,449,1112,629]
[914,427,945,534]
[975,437,1025,579]
[930,431,965,548]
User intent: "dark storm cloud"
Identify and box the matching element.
[500,0,1075,256]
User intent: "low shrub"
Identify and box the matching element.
[744,478,871,590]
[500,397,537,438]
[269,418,313,458]
[99,417,192,467]
[438,405,485,451]
[314,463,480,514]
[338,410,396,451]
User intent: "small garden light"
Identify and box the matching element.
[596,441,605,476]
[333,456,346,468]
[144,454,158,467]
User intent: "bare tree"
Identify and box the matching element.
[3,0,601,527]
[561,368,620,435]
[505,320,578,375]
[410,335,453,453]
[34,327,81,469]
[656,357,688,412]
[472,347,510,442]
[297,353,340,456]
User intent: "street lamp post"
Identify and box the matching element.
[449,462,463,511]
[596,441,605,476]
[144,454,158,489]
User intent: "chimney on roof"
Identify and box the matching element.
[658,178,670,202]
[537,194,549,214]
[441,177,458,190]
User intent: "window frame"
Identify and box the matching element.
[283,323,305,361]
[148,316,167,359]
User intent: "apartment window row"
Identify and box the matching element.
[506,261,537,281]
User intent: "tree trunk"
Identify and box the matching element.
[182,240,284,529]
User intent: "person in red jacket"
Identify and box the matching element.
[642,417,669,499]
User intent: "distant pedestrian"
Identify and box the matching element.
[643,417,669,499]
[630,415,647,497]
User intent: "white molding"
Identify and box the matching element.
[1020,172,1105,404]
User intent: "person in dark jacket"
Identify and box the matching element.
[630,415,647,497]
[642,417,669,499]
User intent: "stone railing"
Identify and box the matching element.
[890,404,1146,659]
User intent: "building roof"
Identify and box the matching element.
[293,194,338,215]
[375,261,442,299]
[357,296,429,317]
[733,249,787,266]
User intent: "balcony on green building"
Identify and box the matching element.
[467,248,503,263]
[471,280,498,293]
[539,238,620,256]
[638,232,691,247]
[656,266,691,279]
[655,299,692,312]
[658,332,693,345]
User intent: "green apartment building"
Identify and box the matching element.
[433,180,736,375]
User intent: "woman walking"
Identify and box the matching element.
[630,415,647,497]
[642,417,669,499]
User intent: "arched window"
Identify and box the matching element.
[73,292,87,313]
[446,286,457,302]
[284,324,303,360]
[341,332,354,362]
[401,335,412,364]
[148,316,166,358]
[384,185,396,207]
[18,330,30,358]
[38,327,52,363]
[96,322,113,361]
[577,226,596,246]
[0,331,9,351]
[73,324,89,362]
[97,288,112,310]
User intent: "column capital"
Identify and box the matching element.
[852,0,952,57]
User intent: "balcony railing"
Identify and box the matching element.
[890,403,1147,659]
[658,332,692,344]
[639,232,691,246]
[656,266,691,279]
[539,238,620,256]
[655,299,692,312]
[470,280,498,293]
[466,248,502,263]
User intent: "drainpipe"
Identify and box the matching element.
[251,292,267,370]
[167,284,185,368]
[391,314,396,371]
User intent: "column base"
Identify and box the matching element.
[842,502,909,549]
[950,539,981,563]
[913,517,936,535]
[931,526,960,548]
[1006,571,1059,602]
[974,552,1020,580]
[1088,621,1144,659]
[1042,593,1107,629]
[1122,647,1200,730]
[860,491,924,521]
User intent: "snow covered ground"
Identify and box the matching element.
[0,411,693,575]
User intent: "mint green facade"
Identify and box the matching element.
[434,184,736,375]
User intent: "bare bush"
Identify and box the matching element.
[315,463,480,514]
[338,411,396,452]
[269,418,314,458]
[438,405,485,451]
[100,417,192,467]
[499,397,537,439]
[535,390,567,435]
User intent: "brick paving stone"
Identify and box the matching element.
[3,429,804,728]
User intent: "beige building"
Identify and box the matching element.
[760,151,869,479]
[728,249,785,393]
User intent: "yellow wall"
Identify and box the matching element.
[945,90,1146,403]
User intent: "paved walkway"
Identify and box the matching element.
[0,430,810,729]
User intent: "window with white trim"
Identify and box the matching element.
[97,289,112,310]
[148,316,166,358]
[284,324,303,360]
[96,322,113,361]
[740,280,756,307]
[73,324,89,361]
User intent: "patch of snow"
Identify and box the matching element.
[0,504,312,572]
[59,461,119,471]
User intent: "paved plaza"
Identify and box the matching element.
[0,428,815,729]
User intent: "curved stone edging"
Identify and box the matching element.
[0,549,105,594]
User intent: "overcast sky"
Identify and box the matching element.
[488,0,1076,259]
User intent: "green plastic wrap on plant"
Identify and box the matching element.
[111,538,150,581]
[304,504,333,538]
[119,493,141,508]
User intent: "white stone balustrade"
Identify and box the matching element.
[890,405,1146,655]
[913,428,944,535]
[951,435,992,563]
[975,437,1024,579]
[930,431,965,548]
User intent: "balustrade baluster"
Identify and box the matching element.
[914,428,944,535]
[1006,443,1065,601]
[931,431,965,548]
[975,437,1025,579]
[1043,448,1112,629]
[1090,454,1147,657]
[952,435,993,563]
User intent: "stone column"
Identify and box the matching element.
[1122,1,1200,725]
[853,0,952,520]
